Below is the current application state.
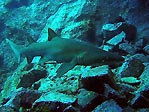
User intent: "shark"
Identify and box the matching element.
[6,28,124,77]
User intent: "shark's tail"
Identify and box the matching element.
[6,39,22,62]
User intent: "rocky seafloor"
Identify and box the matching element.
[0,0,149,112]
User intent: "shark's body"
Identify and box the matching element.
[6,28,124,77]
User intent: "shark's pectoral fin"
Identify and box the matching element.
[56,58,77,77]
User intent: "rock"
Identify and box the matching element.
[129,66,149,108]
[5,0,31,9]
[138,66,149,93]
[130,92,149,108]
[96,0,148,42]
[32,91,76,111]
[81,65,118,93]
[109,17,137,42]
[137,108,149,112]
[126,0,149,43]
[92,99,122,112]
[111,16,125,23]
[40,0,87,40]
[106,31,126,46]
[118,59,144,78]
[104,84,128,108]
[0,106,15,112]
[121,24,137,42]
[141,89,149,102]
[102,22,125,41]
[77,89,103,112]
[143,44,149,54]
[143,61,149,67]
[118,83,136,95]
[119,43,138,55]
[35,91,76,104]
[102,45,113,51]
[102,22,137,43]
[0,59,29,104]
[135,38,147,48]
[4,89,41,111]
[17,68,47,88]
[63,105,78,112]
[120,77,141,86]
[129,54,149,63]
[123,106,135,112]
[0,54,4,67]
[39,65,80,94]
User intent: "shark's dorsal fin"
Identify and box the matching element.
[48,28,58,41]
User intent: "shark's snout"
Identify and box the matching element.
[106,53,124,68]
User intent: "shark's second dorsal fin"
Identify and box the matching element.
[48,28,58,41]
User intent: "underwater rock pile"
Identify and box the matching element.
[0,0,149,111]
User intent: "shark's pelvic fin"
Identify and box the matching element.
[6,39,22,62]
[48,28,58,41]
[26,56,34,63]
[56,58,77,77]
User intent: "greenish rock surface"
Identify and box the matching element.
[35,91,76,104]
[77,89,99,108]
[92,99,122,112]
[106,31,126,46]
[120,77,140,86]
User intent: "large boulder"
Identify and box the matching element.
[77,89,103,112]
[118,59,144,78]
[3,89,41,111]
[32,91,76,112]
[143,45,149,54]
[17,67,47,88]
[81,65,118,93]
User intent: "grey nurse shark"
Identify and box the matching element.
[6,28,124,77]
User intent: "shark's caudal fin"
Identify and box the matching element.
[6,39,22,62]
